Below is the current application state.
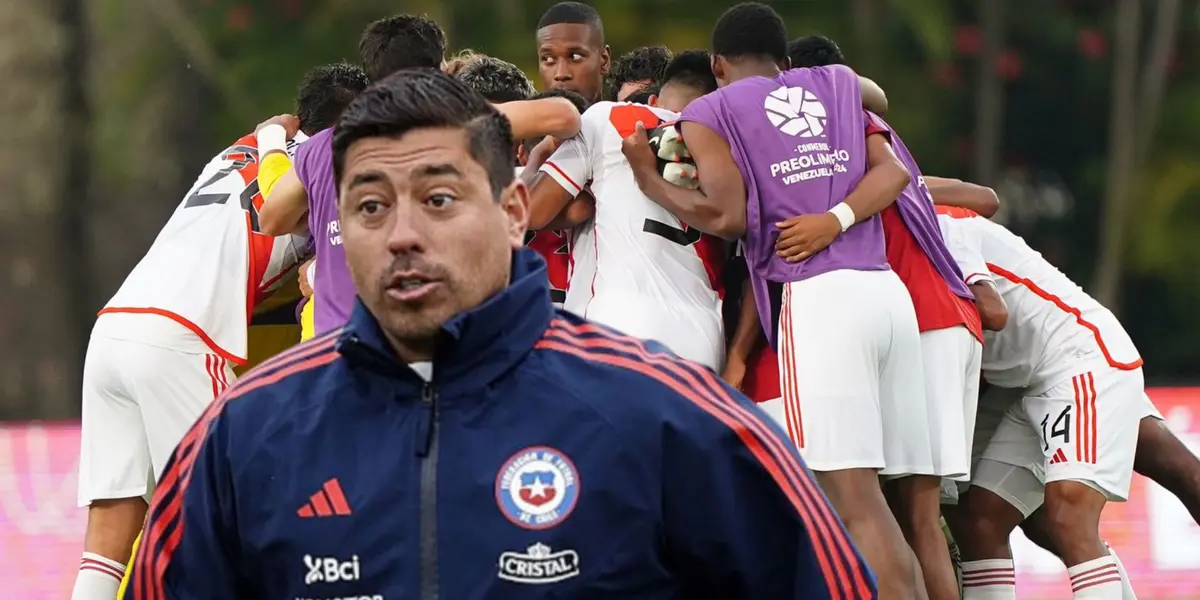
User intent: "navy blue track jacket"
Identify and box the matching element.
[125,249,877,600]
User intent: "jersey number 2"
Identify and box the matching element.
[184,144,263,231]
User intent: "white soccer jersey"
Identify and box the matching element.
[538,101,726,368]
[101,132,310,365]
[937,207,1142,393]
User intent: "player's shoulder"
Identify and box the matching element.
[534,312,744,422]
[581,100,617,120]
[217,328,348,420]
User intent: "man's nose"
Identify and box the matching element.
[553,64,572,81]
[386,209,426,254]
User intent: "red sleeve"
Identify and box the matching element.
[864,110,889,138]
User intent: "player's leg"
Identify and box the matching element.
[879,295,955,600]
[777,271,923,599]
[1133,408,1200,526]
[1026,369,1142,599]
[954,401,1049,600]
[74,336,150,600]
[1019,512,1138,600]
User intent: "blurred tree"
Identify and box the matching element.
[1093,0,1182,310]
[972,0,1004,186]
[0,0,84,418]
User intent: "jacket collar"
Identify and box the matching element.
[337,248,553,397]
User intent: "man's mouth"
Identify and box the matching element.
[386,272,441,302]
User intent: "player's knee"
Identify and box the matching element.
[957,486,1023,558]
[1017,509,1060,556]
[1041,481,1104,539]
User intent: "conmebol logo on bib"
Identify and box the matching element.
[764,85,828,137]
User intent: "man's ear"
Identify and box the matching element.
[500,178,530,249]
[779,56,793,71]
[600,44,612,75]
[711,55,725,83]
[647,94,659,107]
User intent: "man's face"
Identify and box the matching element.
[338,127,529,345]
[616,80,650,102]
[536,23,609,102]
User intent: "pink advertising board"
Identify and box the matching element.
[2,388,1199,598]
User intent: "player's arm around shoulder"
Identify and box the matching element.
[494,96,582,140]
[125,398,246,599]
[623,117,747,240]
[257,118,310,237]
[657,367,878,599]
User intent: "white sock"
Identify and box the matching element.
[71,552,125,600]
[1068,554,1124,599]
[961,558,1016,600]
[1103,541,1138,600]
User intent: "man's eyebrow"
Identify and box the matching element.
[346,171,384,189]
[413,163,461,179]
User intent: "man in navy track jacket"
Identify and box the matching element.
[124,68,877,600]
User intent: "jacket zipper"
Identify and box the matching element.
[418,382,440,600]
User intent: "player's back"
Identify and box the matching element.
[941,211,1141,391]
[102,133,309,363]
[680,65,886,286]
[562,101,726,369]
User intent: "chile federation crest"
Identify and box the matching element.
[495,446,580,530]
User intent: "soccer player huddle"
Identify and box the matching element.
[72,2,1200,600]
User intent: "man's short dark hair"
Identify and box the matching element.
[624,85,660,105]
[661,49,718,95]
[530,88,590,114]
[607,45,672,101]
[295,62,370,135]
[332,70,514,198]
[788,35,846,68]
[537,1,603,39]
[455,56,536,103]
[519,88,590,153]
[711,3,788,63]
[359,14,447,82]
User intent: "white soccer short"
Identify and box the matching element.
[970,366,1149,517]
[921,327,983,482]
[583,296,725,372]
[77,328,234,506]
[775,268,933,475]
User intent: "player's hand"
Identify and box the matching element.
[298,258,315,298]
[620,121,658,179]
[774,213,842,262]
[255,114,301,140]
[721,356,748,391]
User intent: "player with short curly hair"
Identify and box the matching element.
[454,55,536,103]
[608,45,672,101]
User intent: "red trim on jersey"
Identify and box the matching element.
[934,205,981,219]
[694,232,726,299]
[97,307,247,365]
[986,263,1143,370]
[544,161,582,195]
